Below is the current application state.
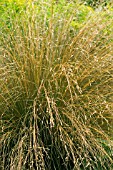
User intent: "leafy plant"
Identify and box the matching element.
[81,0,112,8]
[70,4,94,30]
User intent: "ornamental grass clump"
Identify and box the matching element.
[0,1,113,170]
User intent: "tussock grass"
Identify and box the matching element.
[0,2,113,170]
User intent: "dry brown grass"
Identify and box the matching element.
[0,1,113,170]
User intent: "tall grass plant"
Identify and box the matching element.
[0,1,113,169]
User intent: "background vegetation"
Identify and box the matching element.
[0,0,113,169]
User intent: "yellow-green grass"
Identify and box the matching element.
[0,2,113,170]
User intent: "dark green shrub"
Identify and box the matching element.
[81,0,112,8]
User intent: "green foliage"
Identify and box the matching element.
[0,0,93,32]
[0,0,26,29]
[0,1,113,170]
[81,0,112,8]
[70,4,94,30]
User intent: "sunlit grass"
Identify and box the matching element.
[0,1,113,170]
